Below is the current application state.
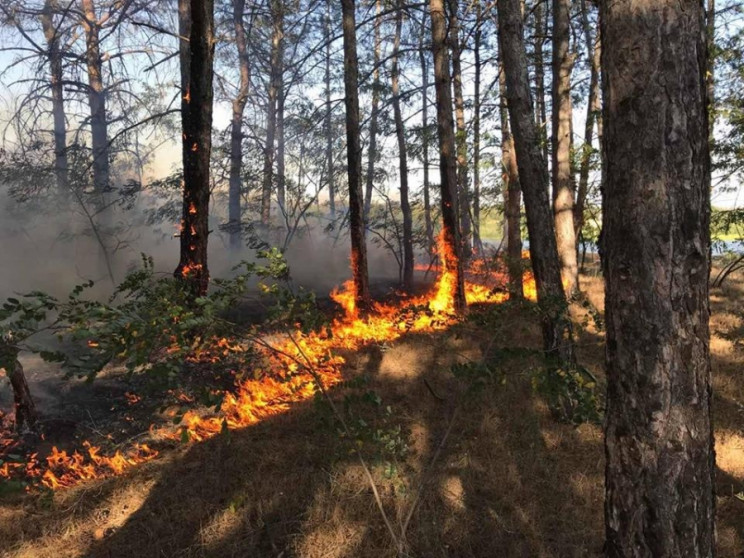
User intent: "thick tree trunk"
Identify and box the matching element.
[81,0,109,195]
[324,0,335,218]
[499,54,523,300]
[498,0,572,361]
[41,0,68,194]
[228,0,250,250]
[261,0,283,226]
[551,0,578,295]
[419,15,434,255]
[430,0,466,315]
[447,0,471,260]
[392,0,413,292]
[341,0,371,313]
[5,355,37,432]
[601,2,715,555]
[575,0,600,239]
[364,0,382,223]
[174,0,214,298]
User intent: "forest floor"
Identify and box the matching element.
[0,268,743,558]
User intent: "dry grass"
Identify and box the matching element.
[1,271,743,557]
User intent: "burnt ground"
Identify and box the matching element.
[0,269,743,558]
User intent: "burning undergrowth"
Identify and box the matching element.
[0,244,535,493]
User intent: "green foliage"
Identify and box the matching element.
[533,365,602,425]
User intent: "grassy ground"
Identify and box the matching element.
[1,271,743,558]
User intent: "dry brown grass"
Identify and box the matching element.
[1,271,743,557]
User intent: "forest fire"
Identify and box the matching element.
[0,247,535,491]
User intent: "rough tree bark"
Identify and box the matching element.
[364,0,382,223]
[341,0,371,313]
[419,14,434,255]
[430,0,466,315]
[499,51,523,300]
[498,0,572,361]
[228,0,251,249]
[324,0,335,218]
[392,0,413,291]
[2,347,38,432]
[551,0,579,295]
[41,0,68,194]
[174,0,214,298]
[601,1,715,555]
[80,0,109,195]
[447,0,471,260]
[574,0,601,239]
[261,0,283,226]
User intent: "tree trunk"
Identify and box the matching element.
[498,0,571,361]
[341,0,371,313]
[472,0,483,256]
[261,0,283,226]
[419,14,434,255]
[364,0,382,223]
[228,0,250,250]
[551,0,578,295]
[499,51,523,300]
[174,0,214,298]
[707,0,715,131]
[6,355,37,432]
[276,53,286,216]
[601,2,715,555]
[41,0,68,195]
[324,0,335,218]
[447,0,471,260]
[574,0,600,239]
[392,0,413,292]
[430,0,466,315]
[533,0,548,164]
[81,0,109,195]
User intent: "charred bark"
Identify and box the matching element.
[601,1,715,555]
[7,356,38,432]
[430,0,466,315]
[341,0,371,313]
[498,0,572,361]
[174,0,214,298]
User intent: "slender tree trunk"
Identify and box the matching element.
[551,0,578,295]
[81,0,109,195]
[276,51,286,215]
[498,0,572,361]
[707,0,715,131]
[261,0,283,226]
[419,15,434,255]
[364,0,382,222]
[174,0,214,298]
[3,348,37,432]
[430,0,466,315]
[341,0,371,313]
[392,0,413,292]
[575,0,600,239]
[324,0,335,218]
[472,0,483,256]
[533,0,548,163]
[601,2,715,555]
[447,0,471,260]
[41,0,68,194]
[499,53,523,299]
[228,0,250,249]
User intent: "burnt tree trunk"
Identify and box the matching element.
[175,0,214,297]
[551,0,579,295]
[228,0,251,250]
[41,0,68,194]
[364,0,382,223]
[601,1,715,555]
[430,0,466,315]
[5,354,37,432]
[499,51,523,300]
[498,0,572,361]
[341,0,371,313]
[392,0,413,292]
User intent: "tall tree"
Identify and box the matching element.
[174,0,214,297]
[472,0,483,255]
[341,0,371,313]
[601,1,715,554]
[551,0,579,294]
[324,0,335,218]
[391,0,413,291]
[498,0,572,361]
[430,0,466,315]
[418,13,434,254]
[227,0,251,249]
[363,0,381,222]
